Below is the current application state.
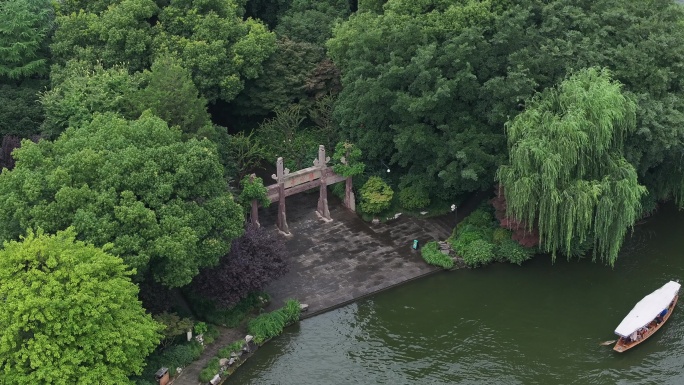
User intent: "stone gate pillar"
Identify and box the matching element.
[315,145,331,220]
[274,157,290,234]
[249,174,261,228]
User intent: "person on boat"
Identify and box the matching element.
[654,308,667,324]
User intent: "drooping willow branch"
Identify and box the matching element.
[496,67,647,265]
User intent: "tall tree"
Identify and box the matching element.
[0,0,53,80]
[51,0,276,103]
[0,229,163,384]
[51,0,158,72]
[40,60,142,138]
[496,68,646,264]
[275,0,350,46]
[0,81,45,137]
[328,1,510,202]
[153,0,276,103]
[135,55,211,135]
[0,112,244,287]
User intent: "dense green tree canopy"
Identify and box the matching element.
[40,61,142,137]
[135,55,211,135]
[233,37,324,117]
[0,0,53,80]
[496,68,646,264]
[275,0,350,46]
[0,229,162,384]
[154,0,276,102]
[52,0,158,72]
[41,58,212,138]
[52,0,276,103]
[329,0,684,207]
[0,112,244,287]
[328,0,509,202]
[496,0,684,205]
[0,81,45,137]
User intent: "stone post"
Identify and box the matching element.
[249,174,260,228]
[345,176,355,212]
[315,145,331,220]
[274,157,289,234]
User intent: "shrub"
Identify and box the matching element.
[462,239,496,267]
[190,224,287,308]
[238,175,270,212]
[450,229,486,255]
[194,322,208,336]
[154,312,194,349]
[247,299,301,343]
[398,185,430,210]
[359,176,394,215]
[248,311,287,343]
[184,291,269,328]
[462,208,495,228]
[218,341,245,359]
[497,239,535,265]
[492,228,512,244]
[204,324,220,345]
[420,241,454,269]
[199,357,221,383]
[133,340,204,382]
[281,299,302,325]
[163,343,203,368]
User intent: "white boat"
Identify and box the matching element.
[613,281,680,352]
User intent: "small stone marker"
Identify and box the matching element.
[245,335,254,343]
[300,303,309,312]
[210,374,221,385]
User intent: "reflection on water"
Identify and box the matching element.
[230,205,684,385]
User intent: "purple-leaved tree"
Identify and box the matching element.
[191,224,288,307]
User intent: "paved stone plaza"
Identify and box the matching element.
[260,192,455,317]
[171,190,485,384]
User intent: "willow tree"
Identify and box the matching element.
[496,67,646,265]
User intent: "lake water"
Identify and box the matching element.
[230,205,684,384]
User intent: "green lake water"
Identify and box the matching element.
[230,205,684,384]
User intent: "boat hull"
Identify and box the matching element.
[613,294,678,352]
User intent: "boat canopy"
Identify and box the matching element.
[614,281,681,338]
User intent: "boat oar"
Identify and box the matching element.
[600,340,617,346]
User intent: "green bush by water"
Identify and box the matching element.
[496,239,534,265]
[421,241,454,269]
[248,299,301,343]
[449,206,535,267]
[462,239,496,267]
[218,341,245,359]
